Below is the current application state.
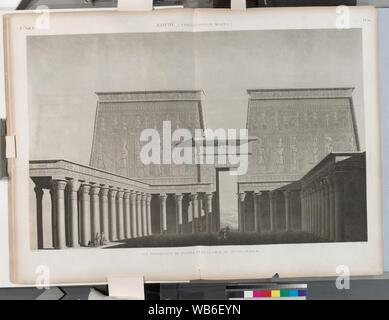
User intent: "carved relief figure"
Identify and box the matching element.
[275,137,285,171]
[312,137,319,164]
[290,136,298,171]
[256,138,266,171]
[118,139,129,175]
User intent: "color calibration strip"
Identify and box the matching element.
[226,288,307,300]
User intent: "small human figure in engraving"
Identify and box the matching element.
[256,138,265,167]
[275,137,285,170]
[120,140,129,170]
[225,225,230,240]
[100,232,106,246]
[218,228,227,241]
[94,233,100,247]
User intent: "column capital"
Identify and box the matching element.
[79,183,91,193]
[190,193,198,201]
[130,190,137,201]
[52,179,67,191]
[108,187,117,198]
[205,193,213,201]
[116,190,124,198]
[159,193,167,202]
[90,185,101,196]
[99,187,109,197]
[141,193,147,201]
[67,179,80,192]
[238,191,246,202]
[123,191,131,199]
[175,193,184,202]
[254,191,262,197]
[146,194,152,203]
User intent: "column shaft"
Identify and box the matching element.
[100,187,109,243]
[137,192,143,237]
[116,191,124,240]
[160,194,167,234]
[284,190,291,232]
[142,194,148,236]
[90,185,101,244]
[124,191,131,239]
[80,184,92,246]
[205,193,213,234]
[67,180,80,248]
[269,192,275,232]
[108,188,118,241]
[130,191,137,237]
[175,194,183,234]
[147,194,152,236]
[191,194,198,233]
[52,180,67,249]
[238,192,246,232]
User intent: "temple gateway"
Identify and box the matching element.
[30,88,367,250]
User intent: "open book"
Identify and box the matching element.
[2,6,382,285]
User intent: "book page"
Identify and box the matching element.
[4,6,382,284]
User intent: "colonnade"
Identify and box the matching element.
[300,173,344,242]
[238,190,295,233]
[37,179,153,249]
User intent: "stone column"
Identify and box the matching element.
[313,183,319,237]
[52,179,67,249]
[253,191,261,232]
[146,194,152,236]
[318,181,324,238]
[160,193,167,234]
[99,186,109,243]
[175,194,183,234]
[136,192,143,237]
[191,193,199,233]
[108,187,118,241]
[311,187,315,234]
[323,180,329,240]
[326,176,335,241]
[269,191,275,232]
[67,180,80,248]
[205,193,213,233]
[116,190,125,240]
[238,192,246,232]
[331,173,344,242]
[284,190,291,232]
[141,193,148,236]
[123,191,131,239]
[300,190,305,231]
[80,184,92,246]
[130,191,137,238]
[90,185,101,244]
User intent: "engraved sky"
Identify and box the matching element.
[27,29,364,165]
